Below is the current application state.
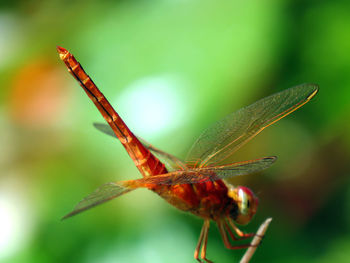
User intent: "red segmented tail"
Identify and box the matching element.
[57,46,167,177]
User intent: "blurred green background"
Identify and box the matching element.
[1,0,350,262]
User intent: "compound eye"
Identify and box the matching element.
[238,188,249,215]
[227,186,258,225]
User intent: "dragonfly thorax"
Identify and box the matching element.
[227,186,258,225]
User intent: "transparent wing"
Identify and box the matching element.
[186,84,318,167]
[139,139,187,171]
[93,122,116,138]
[62,182,134,220]
[62,157,275,219]
[135,156,276,185]
[93,123,186,171]
[205,156,276,178]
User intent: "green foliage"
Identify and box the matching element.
[0,0,349,262]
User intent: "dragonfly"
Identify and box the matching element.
[57,46,318,263]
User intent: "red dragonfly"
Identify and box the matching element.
[57,46,318,262]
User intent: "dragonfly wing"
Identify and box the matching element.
[62,182,134,220]
[135,156,276,185]
[139,138,187,171]
[93,122,186,170]
[93,122,116,138]
[206,156,277,178]
[186,84,318,166]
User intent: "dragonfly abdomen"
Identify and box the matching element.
[57,46,168,178]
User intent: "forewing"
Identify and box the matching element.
[62,182,133,220]
[207,156,277,178]
[93,122,185,171]
[136,156,276,185]
[186,84,318,167]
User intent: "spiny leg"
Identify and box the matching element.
[200,220,213,263]
[194,221,206,262]
[227,217,255,240]
[194,220,213,263]
[223,220,239,241]
[217,221,255,250]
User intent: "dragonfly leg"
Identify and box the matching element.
[200,220,213,263]
[194,221,205,263]
[227,217,256,240]
[217,220,257,250]
[223,220,239,241]
[194,220,213,263]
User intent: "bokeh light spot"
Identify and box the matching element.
[115,75,188,138]
[0,186,33,260]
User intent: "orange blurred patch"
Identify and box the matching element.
[9,59,70,127]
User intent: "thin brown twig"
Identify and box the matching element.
[239,218,272,263]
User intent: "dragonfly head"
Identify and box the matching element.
[227,186,259,225]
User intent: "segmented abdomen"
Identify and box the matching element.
[57,47,167,177]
